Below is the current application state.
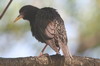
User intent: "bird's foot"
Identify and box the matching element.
[56,51,60,55]
[55,52,61,57]
[39,52,43,56]
[43,53,49,56]
[38,52,49,57]
[56,53,61,56]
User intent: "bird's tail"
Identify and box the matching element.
[58,41,73,59]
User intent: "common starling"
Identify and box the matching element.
[14,5,73,59]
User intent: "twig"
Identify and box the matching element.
[0,0,13,19]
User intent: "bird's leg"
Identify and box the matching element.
[56,47,60,55]
[39,44,48,56]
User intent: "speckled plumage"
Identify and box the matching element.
[18,5,72,58]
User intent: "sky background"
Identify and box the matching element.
[0,0,100,58]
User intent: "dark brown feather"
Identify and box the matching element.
[34,7,72,58]
[18,5,72,58]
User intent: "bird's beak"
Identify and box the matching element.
[14,15,24,22]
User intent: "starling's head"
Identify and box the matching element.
[14,5,39,22]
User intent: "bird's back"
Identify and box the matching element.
[31,7,67,43]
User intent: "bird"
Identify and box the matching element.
[14,5,73,59]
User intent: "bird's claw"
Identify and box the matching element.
[39,52,49,57]
[39,52,43,56]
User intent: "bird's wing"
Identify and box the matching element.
[35,7,59,42]
[35,7,72,58]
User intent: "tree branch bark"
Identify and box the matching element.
[0,54,100,66]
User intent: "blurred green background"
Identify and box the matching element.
[0,0,100,58]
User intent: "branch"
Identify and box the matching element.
[0,0,13,19]
[0,54,100,66]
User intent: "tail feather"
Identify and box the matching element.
[58,41,73,59]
